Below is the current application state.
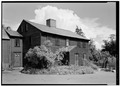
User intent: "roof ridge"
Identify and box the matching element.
[25,20,77,33]
[23,19,89,40]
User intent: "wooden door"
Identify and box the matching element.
[13,52,21,67]
[75,53,79,66]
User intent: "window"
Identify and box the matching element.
[25,24,28,32]
[82,42,86,48]
[47,36,51,41]
[77,42,81,48]
[66,39,69,46]
[15,39,20,47]
[83,53,87,59]
[55,38,60,46]
[20,25,23,32]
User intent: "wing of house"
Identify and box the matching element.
[2,27,23,70]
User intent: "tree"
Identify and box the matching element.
[88,39,99,62]
[75,26,85,37]
[102,34,116,57]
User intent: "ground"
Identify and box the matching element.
[2,69,116,84]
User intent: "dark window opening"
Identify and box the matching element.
[47,36,51,41]
[25,24,28,32]
[60,52,69,65]
[82,42,86,48]
[77,42,81,48]
[15,39,20,47]
[55,38,60,46]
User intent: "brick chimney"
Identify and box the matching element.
[46,19,56,27]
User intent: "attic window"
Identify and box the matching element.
[25,24,28,32]
[15,39,20,47]
[21,25,23,32]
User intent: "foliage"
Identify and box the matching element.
[21,65,94,75]
[24,40,67,69]
[88,39,100,62]
[83,58,99,70]
[102,34,116,57]
[54,47,67,65]
[75,26,85,37]
[24,40,55,69]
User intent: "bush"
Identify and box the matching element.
[24,40,55,69]
[21,65,94,75]
[24,40,66,69]
[83,58,99,70]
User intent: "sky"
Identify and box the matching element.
[2,2,116,49]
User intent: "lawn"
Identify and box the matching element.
[2,69,116,84]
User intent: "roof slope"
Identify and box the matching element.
[5,29,23,37]
[25,20,89,40]
[2,28,10,39]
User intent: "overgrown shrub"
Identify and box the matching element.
[83,58,99,70]
[24,40,55,69]
[24,40,66,69]
[21,65,94,75]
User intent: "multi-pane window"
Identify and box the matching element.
[47,36,51,41]
[15,39,20,47]
[66,39,69,46]
[77,42,81,48]
[82,42,86,48]
[55,38,60,46]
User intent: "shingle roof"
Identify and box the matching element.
[5,29,23,37]
[25,20,89,41]
[2,28,10,39]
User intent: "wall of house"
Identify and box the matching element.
[2,39,11,70]
[41,32,66,53]
[69,40,89,66]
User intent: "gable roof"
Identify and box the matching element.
[5,29,23,37]
[2,28,10,39]
[24,20,89,41]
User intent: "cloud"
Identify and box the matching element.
[30,5,115,49]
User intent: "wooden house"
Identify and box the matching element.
[17,19,90,66]
[2,27,23,70]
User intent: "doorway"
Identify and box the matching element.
[13,52,21,67]
[75,53,79,66]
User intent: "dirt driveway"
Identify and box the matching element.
[2,70,116,84]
